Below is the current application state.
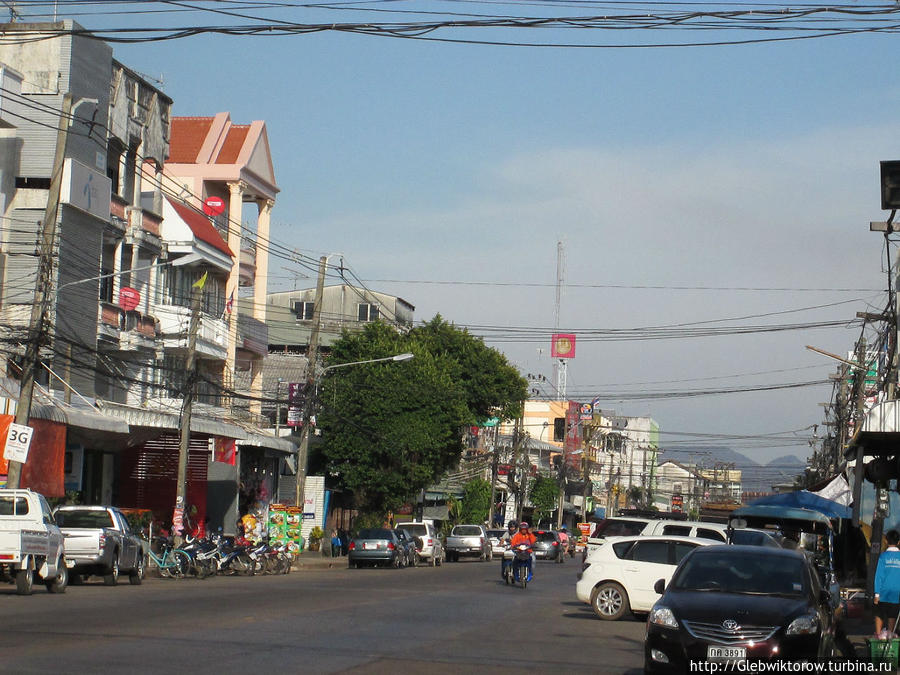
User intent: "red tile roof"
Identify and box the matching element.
[166,197,234,258]
[216,125,250,164]
[168,117,214,163]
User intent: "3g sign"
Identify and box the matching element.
[4,423,34,464]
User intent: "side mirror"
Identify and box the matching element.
[654,578,666,595]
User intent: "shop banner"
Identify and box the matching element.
[286,506,303,554]
[268,504,287,546]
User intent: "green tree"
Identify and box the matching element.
[529,474,560,527]
[318,318,527,518]
[459,478,492,524]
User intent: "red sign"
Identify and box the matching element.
[119,287,140,311]
[671,494,684,513]
[551,333,576,358]
[202,196,226,217]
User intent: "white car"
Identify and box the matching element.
[395,521,444,566]
[576,535,720,620]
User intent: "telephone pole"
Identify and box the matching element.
[294,255,327,509]
[8,94,73,489]
[173,272,206,544]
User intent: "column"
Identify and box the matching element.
[225,182,243,397]
[247,198,272,418]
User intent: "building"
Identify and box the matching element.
[653,459,710,516]
[698,466,742,503]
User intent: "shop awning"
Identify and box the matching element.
[0,378,130,435]
[237,432,295,455]
[96,399,247,438]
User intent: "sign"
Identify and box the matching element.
[287,382,304,427]
[202,196,226,217]
[671,494,684,513]
[579,402,593,421]
[577,522,592,549]
[118,287,140,312]
[4,423,33,463]
[482,417,500,427]
[302,513,315,520]
[551,333,576,359]
[565,401,581,470]
[61,158,112,221]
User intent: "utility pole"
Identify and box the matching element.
[488,422,500,527]
[8,94,73,489]
[582,425,592,522]
[294,255,327,509]
[173,272,206,544]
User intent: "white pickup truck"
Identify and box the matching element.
[0,489,68,594]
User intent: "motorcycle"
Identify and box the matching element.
[506,544,533,589]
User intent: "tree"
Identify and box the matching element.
[529,474,559,527]
[318,319,526,516]
[459,478,491,524]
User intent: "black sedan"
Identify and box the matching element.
[644,546,834,672]
[532,530,563,561]
[348,528,404,568]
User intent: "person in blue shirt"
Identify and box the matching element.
[874,530,900,637]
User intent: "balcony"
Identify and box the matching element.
[155,303,228,361]
[237,313,268,357]
[98,303,159,352]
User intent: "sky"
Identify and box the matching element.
[23,1,900,465]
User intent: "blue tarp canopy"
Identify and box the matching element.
[744,490,851,520]
[731,504,835,535]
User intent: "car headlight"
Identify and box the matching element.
[648,606,679,629]
[786,614,819,635]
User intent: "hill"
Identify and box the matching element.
[658,446,806,493]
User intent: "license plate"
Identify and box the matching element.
[363,542,378,550]
[708,646,746,660]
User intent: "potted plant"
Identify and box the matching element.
[308,526,324,552]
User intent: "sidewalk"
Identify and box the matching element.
[291,551,345,570]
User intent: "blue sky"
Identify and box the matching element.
[77,5,900,464]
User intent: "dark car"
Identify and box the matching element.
[644,546,834,673]
[533,530,563,561]
[348,528,404,568]
[394,528,419,567]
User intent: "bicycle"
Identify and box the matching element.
[146,537,191,578]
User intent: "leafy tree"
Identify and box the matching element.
[529,474,560,526]
[318,318,527,517]
[459,478,492,524]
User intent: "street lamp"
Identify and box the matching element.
[293,352,414,510]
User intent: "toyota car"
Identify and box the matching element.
[644,545,834,672]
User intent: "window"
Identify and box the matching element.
[0,496,28,516]
[295,301,315,320]
[629,541,670,565]
[661,525,690,537]
[357,303,380,322]
[697,528,726,542]
[98,267,114,302]
[673,542,698,563]
[553,417,565,442]
[612,541,635,559]
[15,177,51,190]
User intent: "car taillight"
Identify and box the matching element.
[387,542,395,550]
[349,542,356,551]
[552,541,559,546]
[426,538,433,545]
[98,533,106,549]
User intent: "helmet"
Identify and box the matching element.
[519,522,529,529]
[507,520,517,529]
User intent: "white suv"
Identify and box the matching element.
[576,535,720,620]
[395,522,445,566]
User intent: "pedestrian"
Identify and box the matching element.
[331,529,341,557]
[875,530,900,638]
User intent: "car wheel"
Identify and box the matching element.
[592,582,629,621]
[15,561,33,596]
[103,554,119,586]
[46,557,68,593]
[129,555,145,585]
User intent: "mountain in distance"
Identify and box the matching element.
[657,446,807,493]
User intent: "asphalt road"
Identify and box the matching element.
[0,557,646,674]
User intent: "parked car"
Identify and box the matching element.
[445,524,492,562]
[396,521,444,566]
[487,528,507,557]
[54,505,145,585]
[533,529,564,561]
[394,528,419,567]
[348,528,404,568]
[0,489,68,595]
[576,535,720,620]
[644,545,835,672]
[583,517,728,562]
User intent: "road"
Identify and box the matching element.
[1,557,646,674]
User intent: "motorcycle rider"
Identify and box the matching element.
[557,525,569,563]
[500,520,517,580]
[510,521,537,582]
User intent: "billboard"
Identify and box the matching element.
[551,333,576,359]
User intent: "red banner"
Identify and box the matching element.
[565,401,582,470]
[213,437,236,465]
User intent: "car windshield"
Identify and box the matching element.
[592,519,647,537]
[357,528,392,540]
[452,526,483,536]
[731,530,779,547]
[55,510,115,528]
[400,524,426,536]
[535,531,557,542]
[673,551,806,596]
